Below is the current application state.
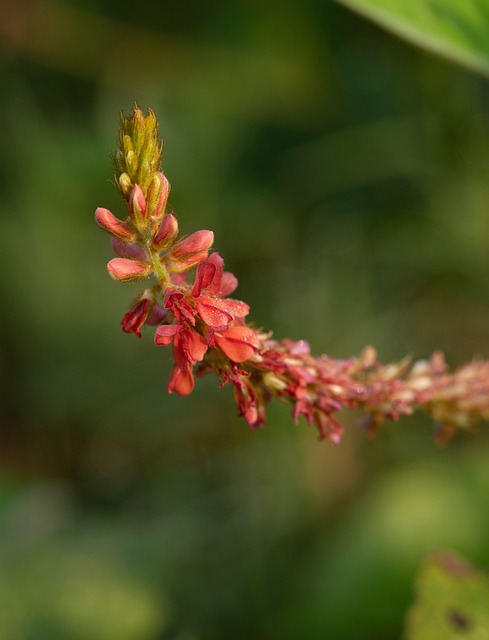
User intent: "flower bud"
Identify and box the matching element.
[111,236,147,261]
[147,172,170,223]
[168,250,210,272]
[107,257,151,282]
[129,184,147,228]
[95,207,136,242]
[114,149,125,173]
[154,214,179,251]
[123,134,134,155]
[170,230,214,259]
[118,172,133,197]
[125,149,138,174]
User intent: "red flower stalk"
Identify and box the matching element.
[96,106,489,444]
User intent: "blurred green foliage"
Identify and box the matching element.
[339,0,489,77]
[1,0,489,638]
[404,552,489,639]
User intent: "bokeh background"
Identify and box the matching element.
[1,1,489,638]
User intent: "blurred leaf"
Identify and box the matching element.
[403,551,489,640]
[337,0,489,77]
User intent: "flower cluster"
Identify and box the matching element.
[96,106,489,443]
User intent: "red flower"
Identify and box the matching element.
[191,253,249,330]
[121,292,166,338]
[155,324,208,396]
[121,298,151,338]
[164,290,197,326]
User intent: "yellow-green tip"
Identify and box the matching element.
[114,105,162,200]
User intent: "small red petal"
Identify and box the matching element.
[196,297,233,328]
[215,326,258,362]
[168,365,194,396]
[218,298,250,319]
[183,329,208,363]
[219,272,238,297]
[192,261,216,297]
[154,324,182,345]
[202,253,224,295]
[121,299,150,338]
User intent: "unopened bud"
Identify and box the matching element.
[107,257,151,282]
[170,230,214,259]
[114,149,125,173]
[154,214,179,251]
[118,172,133,197]
[147,172,170,223]
[123,134,134,155]
[95,207,136,242]
[129,184,147,228]
[111,236,147,261]
[125,149,138,174]
[168,250,210,272]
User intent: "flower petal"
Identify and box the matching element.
[154,323,182,345]
[192,260,216,297]
[219,272,238,297]
[218,298,250,319]
[196,297,233,328]
[215,326,258,362]
[121,299,151,338]
[168,365,194,396]
[171,329,208,365]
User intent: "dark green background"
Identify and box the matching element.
[1,1,489,638]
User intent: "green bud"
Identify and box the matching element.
[123,134,134,155]
[118,172,133,196]
[114,149,125,173]
[126,149,138,175]
[114,105,163,203]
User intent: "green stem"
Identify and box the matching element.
[148,244,169,288]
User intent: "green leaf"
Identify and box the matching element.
[404,552,489,640]
[336,0,489,77]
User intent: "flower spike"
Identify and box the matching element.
[95,105,489,444]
